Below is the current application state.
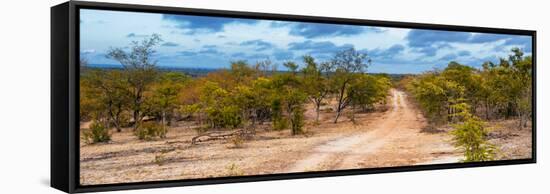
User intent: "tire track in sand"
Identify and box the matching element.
[286,89,458,172]
[287,89,403,172]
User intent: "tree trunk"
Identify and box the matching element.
[133,88,143,131]
[113,114,122,132]
[350,104,355,123]
[162,110,166,129]
[516,105,526,130]
[162,110,167,137]
[334,82,347,124]
[485,101,490,120]
[107,101,123,132]
[198,112,203,127]
[133,109,140,130]
[251,109,257,129]
[104,114,111,132]
[506,102,513,119]
[114,104,123,132]
[315,104,320,123]
[334,107,341,123]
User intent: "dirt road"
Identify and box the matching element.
[287,89,461,172]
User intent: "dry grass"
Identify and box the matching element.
[486,119,532,160]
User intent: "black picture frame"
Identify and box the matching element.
[51,1,537,193]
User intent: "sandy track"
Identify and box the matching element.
[287,89,460,172]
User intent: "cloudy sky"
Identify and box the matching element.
[80,9,532,74]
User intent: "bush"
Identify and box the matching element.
[83,121,111,144]
[451,117,496,162]
[272,117,288,130]
[135,122,167,141]
[290,107,305,135]
[205,105,242,129]
[271,99,287,130]
[228,135,245,148]
[153,154,166,166]
[225,163,244,176]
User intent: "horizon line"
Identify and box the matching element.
[84,63,419,75]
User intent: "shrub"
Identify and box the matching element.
[153,154,166,166]
[290,107,305,135]
[82,121,111,144]
[451,116,496,162]
[271,99,287,130]
[228,135,244,148]
[225,163,244,176]
[135,122,167,141]
[272,117,288,130]
[205,105,242,129]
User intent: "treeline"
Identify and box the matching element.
[404,48,532,161]
[405,48,532,127]
[80,35,392,143]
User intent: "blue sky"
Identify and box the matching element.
[80,9,532,74]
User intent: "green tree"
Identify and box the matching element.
[80,69,130,132]
[301,55,330,123]
[271,73,307,135]
[199,81,242,129]
[285,89,307,135]
[441,62,483,112]
[450,103,496,162]
[406,72,465,124]
[254,59,273,77]
[82,121,111,144]
[482,49,531,124]
[508,49,532,128]
[231,77,274,129]
[347,74,392,121]
[230,60,256,83]
[330,48,370,123]
[283,61,299,74]
[107,34,162,130]
[149,72,190,133]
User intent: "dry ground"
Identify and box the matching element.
[487,120,532,160]
[79,89,532,185]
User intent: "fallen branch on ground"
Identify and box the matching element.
[191,129,255,145]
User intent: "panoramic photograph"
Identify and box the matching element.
[78,9,533,185]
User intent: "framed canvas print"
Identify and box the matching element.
[51,1,536,193]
